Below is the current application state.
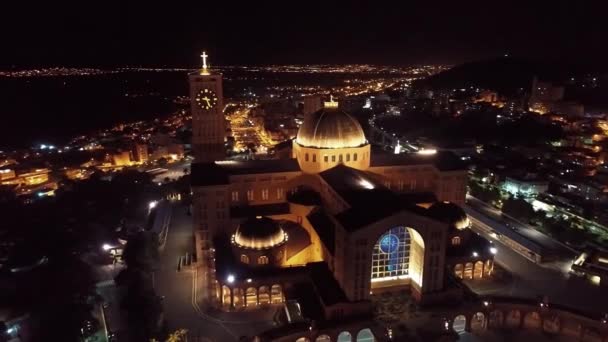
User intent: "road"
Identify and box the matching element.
[464,199,608,314]
[466,195,573,258]
[153,204,236,341]
[154,204,276,341]
[151,159,192,183]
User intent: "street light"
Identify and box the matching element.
[149,201,158,210]
[490,247,498,255]
[102,244,113,251]
[227,274,235,284]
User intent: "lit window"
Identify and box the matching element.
[258,256,269,265]
[231,191,239,202]
[241,254,250,264]
[247,190,254,201]
[262,189,269,200]
[452,236,461,246]
[371,226,410,281]
[276,188,284,199]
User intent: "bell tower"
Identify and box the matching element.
[189,51,225,162]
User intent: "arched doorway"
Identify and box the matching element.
[471,312,486,332]
[337,331,352,342]
[258,285,270,304]
[222,285,231,306]
[246,287,257,307]
[370,226,424,289]
[453,315,467,333]
[356,328,375,342]
[523,311,541,329]
[316,335,331,342]
[473,261,484,279]
[489,310,504,328]
[505,309,521,328]
[464,263,473,279]
[454,264,464,279]
[543,315,560,334]
[484,259,493,276]
[232,287,244,307]
[271,284,283,303]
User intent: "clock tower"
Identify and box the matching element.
[189,51,225,162]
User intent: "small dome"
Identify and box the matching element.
[233,216,286,249]
[427,201,470,230]
[296,108,367,149]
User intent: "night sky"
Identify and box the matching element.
[2,1,607,68]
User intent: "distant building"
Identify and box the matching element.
[112,151,131,166]
[502,175,548,198]
[132,143,149,163]
[302,95,322,118]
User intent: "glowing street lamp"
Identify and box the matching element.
[226,274,235,284]
[102,243,113,251]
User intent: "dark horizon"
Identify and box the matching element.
[2,1,608,69]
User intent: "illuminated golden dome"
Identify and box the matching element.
[233,216,287,249]
[296,108,367,149]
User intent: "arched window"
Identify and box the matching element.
[305,153,309,162]
[353,153,358,161]
[240,254,249,264]
[258,255,269,265]
[312,154,316,162]
[332,155,336,162]
[451,236,461,245]
[346,154,350,162]
[324,155,329,163]
[339,154,343,162]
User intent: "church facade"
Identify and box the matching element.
[188,56,492,320]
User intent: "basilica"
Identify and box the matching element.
[189,54,494,339]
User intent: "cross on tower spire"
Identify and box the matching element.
[201,51,209,69]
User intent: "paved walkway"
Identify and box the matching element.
[154,204,275,341]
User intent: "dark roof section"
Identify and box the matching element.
[427,201,468,225]
[237,216,281,239]
[307,208,336,255]
[216,159,300,175]
[398,191,438,204]
[190,162,229,186]
[307,262,348,306]
[370,150,466,171]
[320,164,429,231]
[446,232,493,259]
[191,159,301,186]
[230,203,290,218]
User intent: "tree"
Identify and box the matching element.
[502,196,535,222]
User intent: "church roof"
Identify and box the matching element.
[370,150,466,171]
[191,159,300,186]
[319,164,429,231]
[295,107,367,149]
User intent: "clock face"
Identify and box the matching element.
[195,88,218,110]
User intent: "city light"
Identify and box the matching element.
[227,274,235,284]
[149,201,158,210]
[102,243,113,251]
[417,149,437,155]
[490,247,497,255]
[358,178,375,190]
[472,251,479,257]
